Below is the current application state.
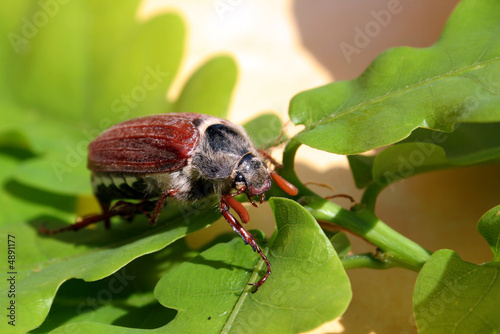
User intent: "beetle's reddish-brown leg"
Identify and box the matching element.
[40,208,116,235]
[40,199,117,234]
[99,200,112,229]
[149,189,179,225]
[40,215,104,234]
[220,196,271,292]
[110,200,153,222]
[40,189,178,234]
[224,194,250,223]
[40,200,155,235]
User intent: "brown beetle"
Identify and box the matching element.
[41,113,298,292]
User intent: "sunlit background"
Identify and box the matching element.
[137,1,500,333]
[9,0,500,332]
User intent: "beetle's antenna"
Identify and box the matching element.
[258,149,283,169]
[270,171,298,196]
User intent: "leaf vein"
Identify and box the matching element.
[310,55,500,128]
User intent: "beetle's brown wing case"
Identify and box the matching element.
[88,113,203,173]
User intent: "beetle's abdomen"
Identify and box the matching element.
[91,172,161,202]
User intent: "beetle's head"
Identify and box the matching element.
[232,153,271,196]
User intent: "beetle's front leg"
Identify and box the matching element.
[220,195,271,292]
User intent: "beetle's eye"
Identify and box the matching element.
[234,173,245,184]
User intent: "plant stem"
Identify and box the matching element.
[279,139,431,270]
[341,253,418,271]
[360,182,385,211]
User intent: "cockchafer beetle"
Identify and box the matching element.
[41,112,298,292]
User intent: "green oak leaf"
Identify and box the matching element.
[329,231,351,258]
[478,205,500,262]
[0,0,184,195]
[347,154,376,189]
[0,2,241,333]
[348,122,500,190]
[0,206,220,334]
[32,240,195,333]
[243,112,284,149]
[173,55,238,118]
[0,0,238,197]
[13,151,92,196]
[152,198,351,334]
[374,123,500,186]
[0,152,75,226]
[289,0,500,155]
[413,205,500,333]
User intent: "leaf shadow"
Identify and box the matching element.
[30,278,178,333]
[28,203,220,249]
[188,253,253,273]
[4,179,75,213]
[30,238,198,333]
[110,302,177,329]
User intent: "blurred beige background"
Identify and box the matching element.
[141,1,499,333]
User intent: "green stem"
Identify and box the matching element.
[360,182,385,211]
[279,139,431,270]
[341,253,418,271]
